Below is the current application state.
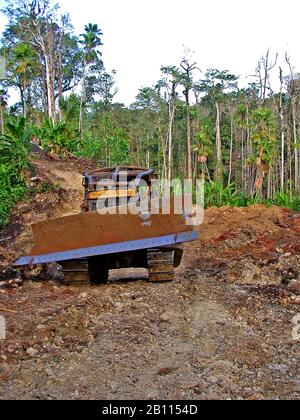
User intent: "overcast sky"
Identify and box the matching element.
[1,0,300,104]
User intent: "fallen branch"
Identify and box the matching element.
[0,307,18,314]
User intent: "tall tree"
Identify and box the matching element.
[160,65,181,181]
[180,56,198,180]
[253,49,278,102]
[197,69,238,183]
[279,67,286,192]
[1,0,84,121]
[99,70,119,111]
[250,108,277,197]
[286,54,300,194]
[78,23,103,134]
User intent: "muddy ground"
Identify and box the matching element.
[0,155,299,400]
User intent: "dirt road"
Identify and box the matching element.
[0,156,299,400]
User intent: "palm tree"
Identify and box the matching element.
[13,43,38,118]
[250,108,277,198]
[78,24,103,134]
[80,24,103,63]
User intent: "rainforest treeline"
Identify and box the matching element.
[1,0,300,228]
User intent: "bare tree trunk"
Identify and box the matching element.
[215,101,223,182]
[254,166,265,198]
[246,104,253,195]
[48,28,56,121]
[44,51,54,120]
[180,58,197,180]
[39,58,48,115]
[261,49,278,102]
[158,125,167,180]
[286,54,299,194]
[37,23,56,122]
[58,29,64,121]
[168,102,176,182]
[287,130,293,197]
[292,97,299,192]
[79,65,88,135]
[279,68,285,192]
[193,154,198,183]
[184,90,193,180]
[228,113,234,186]
[241,129,245,191]
[18,6,58,121]
[267,168,272,199]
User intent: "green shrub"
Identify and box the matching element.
[204,181,248,208]
[265,192,300,211]
[204,181,300,211]
[33,118,80,155]
[0,164,28,228]
[0,117,30,229]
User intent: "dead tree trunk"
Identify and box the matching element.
[180,58,198,180]
[292,97,299,193]
[167,92,176,182]
[228,112,234,186]
[184,88,193,180]
[215,101,223,182]
[279,67,285,192]
[58,27,64,121]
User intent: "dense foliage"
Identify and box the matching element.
[0,0,300,228]
[0,117,30,228]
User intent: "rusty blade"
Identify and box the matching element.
[14,210,198,266]
[14,232,197,266]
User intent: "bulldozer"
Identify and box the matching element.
[15,166,198,286]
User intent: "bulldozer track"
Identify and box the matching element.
[60,259,91,286]
[147,249,175,282]
[61,248,177,285]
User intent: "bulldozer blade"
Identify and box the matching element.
[14,211,198,266]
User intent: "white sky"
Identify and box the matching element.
[1,0,300,104]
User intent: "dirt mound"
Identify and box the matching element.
[199,205,285,242]
[184,205,300,288]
